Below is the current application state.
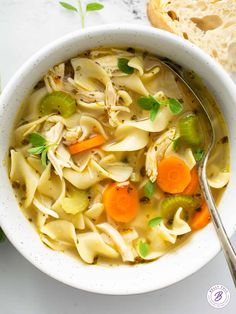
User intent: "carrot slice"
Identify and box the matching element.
[182,166,199,195]
[103,182,139,223]
[190,202,211,231]
[69,134,105,155]
[157,156,191,194]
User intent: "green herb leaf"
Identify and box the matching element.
[148,217,162,227]
[41,148,49,168]
[86,2,104,11]
[59,1,78,12]
[193,148,204,162]
[144,180,155,198]
[0,227,6,243]
[137,95,161,112]
[168,98,183,115]
[137,96,154,110]
[28,146,46,155]
[138,241,149,258]
[173,137,182,152]
[29,133,47,147]
[150,102,160,121]
[117,58,134,74]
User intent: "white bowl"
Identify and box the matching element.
[0,25,236,295]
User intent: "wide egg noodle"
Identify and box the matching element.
[113,73,148,96]
[121,106,173,133]
[138,208,191,261]
[71,58,110,91]
[14,115,50,142]
[102,125,149,152]
[97,223,135,262]
[37,163,64,203]
[41,220,77,252]
[10,150,39,207]
[76,232,119,264]
[207,164,230,188]
[24,87,48,120]
[128,56,144,76]
[79,115,108,141]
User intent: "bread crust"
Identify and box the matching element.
[146,0,236,72]
[147,0,175,33]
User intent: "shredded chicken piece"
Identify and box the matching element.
[77,90,104,103]
[104,81,130,127]
[63,126,82,146]
[44,122,65,179]
[146,128,176,182]
[97,223,135,262]
[44,63,65,93]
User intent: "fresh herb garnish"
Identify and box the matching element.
[137,95,161,122]
[137,96,153,110]
[168,98,183,115]
[150,102,160,121]
[148,217,162,227]
[138,240,149,258]
[59,1,104,28]
[144,180,155,198]
[193,148,204,162]
[41,147,50,168]
[173,137,182,152]
[28,133,51,167]
[28,146,45,155]
[0,228,6,243]
[29,133,47,147]
[117,58,134,74]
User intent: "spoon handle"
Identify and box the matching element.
[200,169,236,287]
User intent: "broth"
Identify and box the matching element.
[8,47,230,264]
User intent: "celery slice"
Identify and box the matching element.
[161,195,201,220]
[39,91,76,118]
[179,114,203,147]
[61,190,89,215]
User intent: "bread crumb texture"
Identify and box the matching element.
[147,0,236,72]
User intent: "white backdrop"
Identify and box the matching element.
[0,1,235,313]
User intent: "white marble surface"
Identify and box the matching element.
[0,1,235,313]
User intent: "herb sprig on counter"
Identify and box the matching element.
[59,1,104,28]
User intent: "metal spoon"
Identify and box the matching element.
[161,59,236,286]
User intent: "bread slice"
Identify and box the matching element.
[147,0,236,72]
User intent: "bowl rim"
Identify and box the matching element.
[1,24,236,295]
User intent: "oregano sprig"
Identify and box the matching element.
[28,133,52,167]
[137,95,161,122]
[59,1,104,28]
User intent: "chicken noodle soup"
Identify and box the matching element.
[9,47,230,264]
